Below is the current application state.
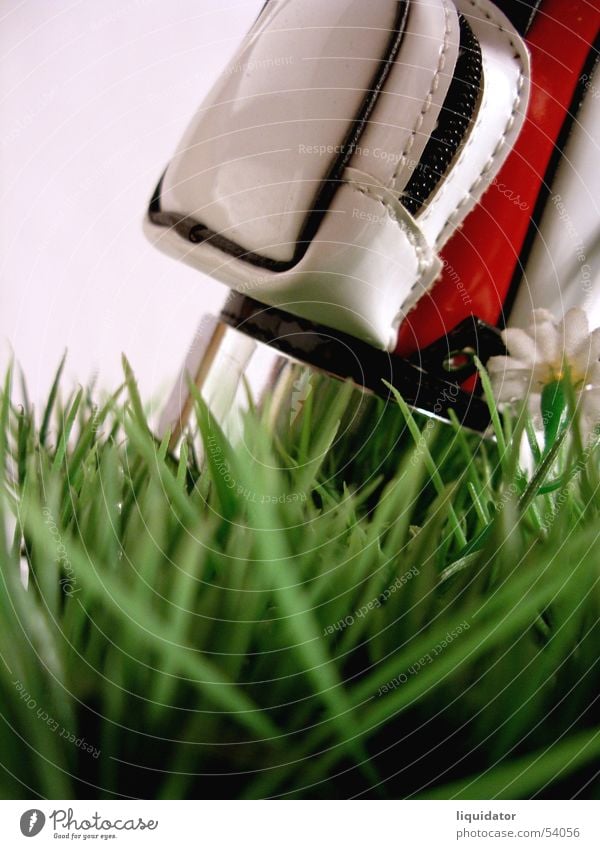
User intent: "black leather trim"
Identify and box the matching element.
[221,294,498,430]
[148,1,411,272]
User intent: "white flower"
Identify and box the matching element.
[487,308,600,442]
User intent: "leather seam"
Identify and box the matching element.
[348,182,430,279]
[389,0,453,192]
[429,0,526,248]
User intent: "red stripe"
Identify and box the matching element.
[396,0,600,358]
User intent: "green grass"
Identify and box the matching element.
[0,359,599,799]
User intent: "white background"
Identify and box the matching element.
[0,0,262,405]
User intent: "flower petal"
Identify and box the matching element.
[487,355,527,374]
[561,307,590,361]
[570,327,600,379]
[500,328,536,365]
[488,309,600,421]
[490,369,534,402]
[585,361,600,388]
[531,309,557,324]
[532,319,560,366]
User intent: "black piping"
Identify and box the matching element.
[149,1,410,272]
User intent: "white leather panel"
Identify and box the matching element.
[348,0,460,195]
[160,0,399,264]
[419,0,530,247]
[146,167,441,349]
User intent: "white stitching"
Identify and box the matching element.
[349,181,431,279]
[346,0,527,346]
[389,0,453,192]
[429,0,526,247]
[347,175,444,349]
